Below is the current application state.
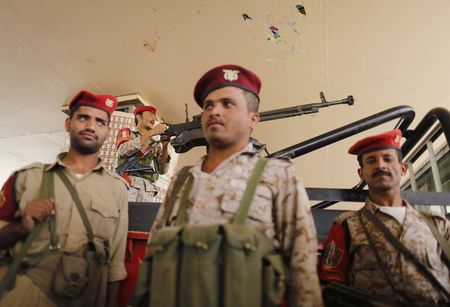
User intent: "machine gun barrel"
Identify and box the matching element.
[259,94,354,122]
[163,92,354,153]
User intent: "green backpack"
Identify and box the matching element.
[132,158,288,307]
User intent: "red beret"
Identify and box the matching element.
[69,90,117,117]
[194,64,261,107]
[133,105,157,116]
[348,129,402,156]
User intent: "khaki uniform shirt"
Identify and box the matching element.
[0,154,129,306]
[117,129,169,202]
[322,199,450,305]
[151,143,323,307]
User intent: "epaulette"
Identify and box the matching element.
[104,168,130,189]
[13,162,44,174]
[334,210,357,225]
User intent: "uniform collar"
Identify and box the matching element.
[365,198,413,213]
[193,142,259,174]
[45,152,105,172]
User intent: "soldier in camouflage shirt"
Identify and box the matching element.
[319,129,450,305]
[151,64,323,307]
[116,105,170,202]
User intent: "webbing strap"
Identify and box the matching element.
[160,166,192,228]
[233,158,268,225]
[174,157,268,227]
[0,166,53,297]
[175,173,194,227]
[358,211,413,305]
[361,207,450,301]
[420,213,450,265]
[55,169,94,243]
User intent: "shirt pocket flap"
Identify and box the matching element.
[90,200,119,218]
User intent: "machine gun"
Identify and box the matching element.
[163,92,354,153]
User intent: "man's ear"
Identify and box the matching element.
[400,162,408,176]
[249,112,260,129]
[357,168,364,180]
[64,118,70,132]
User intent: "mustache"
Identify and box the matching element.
[372,170,391,177]
[79,129,98,140]
[207,119,224,127]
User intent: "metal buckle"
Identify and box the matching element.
[48,242,61,251]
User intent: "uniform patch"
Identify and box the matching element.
[223,69,240,81]
[116,128,131,148]
[322,240,343,268]
[0,189,4,208]
[0,174,18,222]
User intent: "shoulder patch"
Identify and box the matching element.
[0,174,18,222]
[334,210,357,225]
[116,127,131,148]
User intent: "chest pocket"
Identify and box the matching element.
[89,199,119,239]
[220,177,273,224]
[347,220,384,270]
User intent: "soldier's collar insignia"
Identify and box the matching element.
[223,69,240,81]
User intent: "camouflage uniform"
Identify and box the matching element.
[0,153,129,306]
[117,128,169,203]
[319,199,450,305]
[152,143,323,307]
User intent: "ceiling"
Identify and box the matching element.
[1,0,449,189]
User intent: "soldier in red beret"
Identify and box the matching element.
[0,90,129,306]
[148,65,323,307]
[116,104,170,202]
[319,129,450,305]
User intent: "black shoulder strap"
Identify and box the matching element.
[360,207,450,301]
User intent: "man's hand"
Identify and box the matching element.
[21,198,55,232]
[140,123,168,145]
[150,123,167,136]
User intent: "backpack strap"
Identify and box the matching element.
[174,173,194,227]
[233,157,268,225]
[160,166,192,228]
[361,207,450,301]
[420,213,450,265]
[0,165,54,297]
[173,158,268,227]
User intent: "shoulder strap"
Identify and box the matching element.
[160,166,192,227]
[361,207,450,301]
[0,165,53,297]
[420,213,450,264]
[357,211,413,305]
[233,157,268,225]
[54,168,94,243]
[174,173,194,227]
